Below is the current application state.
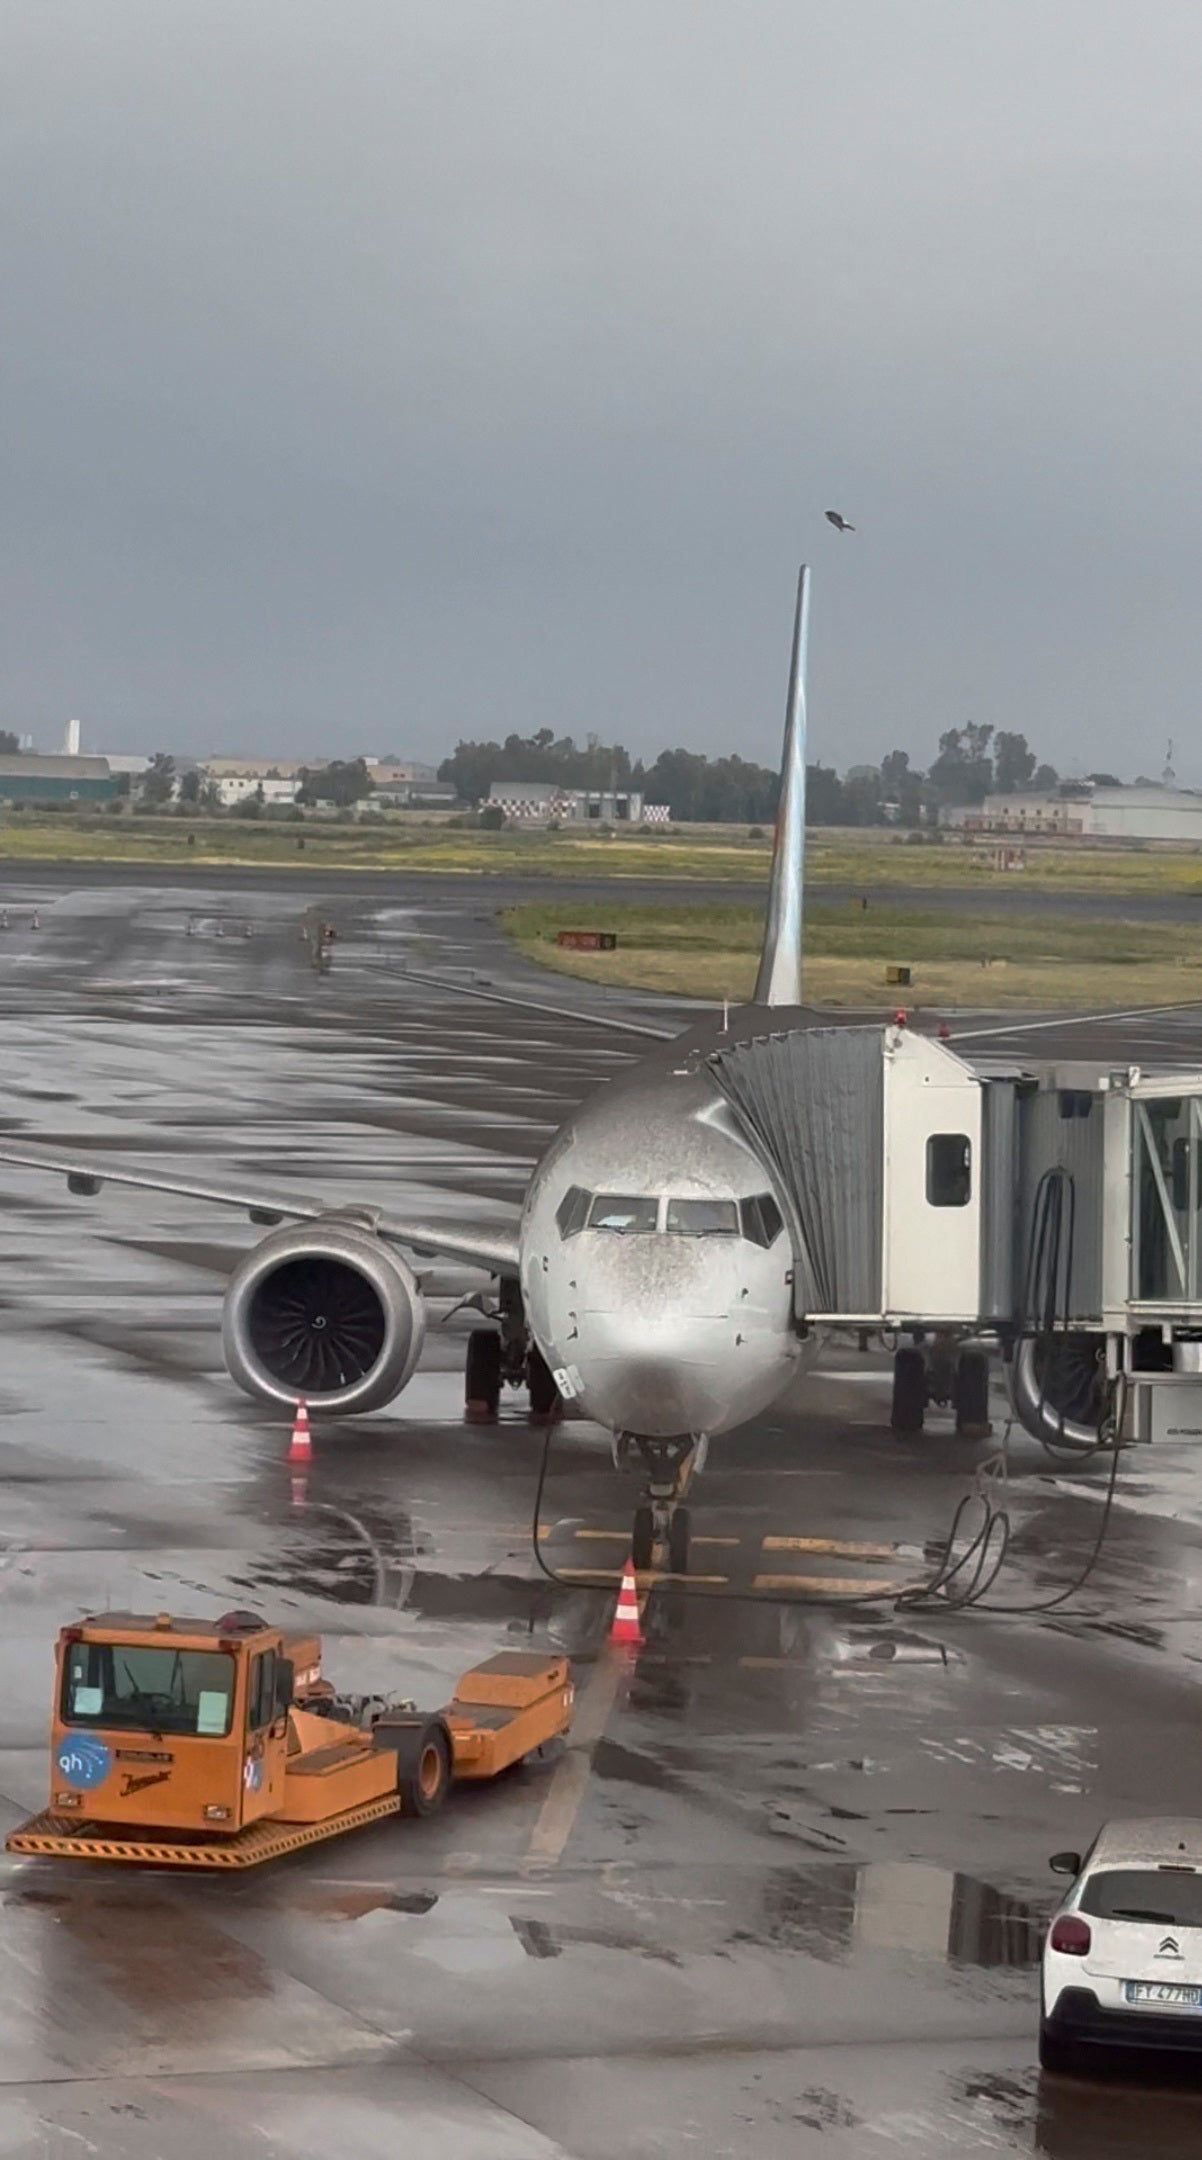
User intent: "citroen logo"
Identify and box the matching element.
[1157,1936,1182,1959]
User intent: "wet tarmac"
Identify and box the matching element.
[2,874,1202,2152]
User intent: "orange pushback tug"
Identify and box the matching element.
[6,1609,573,1870]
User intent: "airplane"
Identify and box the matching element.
[0,571,820,1575]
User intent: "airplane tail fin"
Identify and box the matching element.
[753,564,810,1007]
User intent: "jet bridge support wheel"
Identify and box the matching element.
[891,1347,926,1434]
[953,1349,991,1438]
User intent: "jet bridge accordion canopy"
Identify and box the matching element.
[708,1026,883,1318]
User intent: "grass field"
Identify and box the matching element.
[8,811,1202,903]
[501,898,1202,1010]
[0,814,771,880]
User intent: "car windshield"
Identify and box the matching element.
[665,1199,739,1236]
[1080,1868,1202,1928]
[587,1194,659,1234]
[61,1641,236,1738]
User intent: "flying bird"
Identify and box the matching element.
[825,510,855,533]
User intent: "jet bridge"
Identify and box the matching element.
[708,1022,1202,1448]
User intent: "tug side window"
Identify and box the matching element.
[247,1650,277,1731]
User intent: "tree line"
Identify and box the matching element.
[438,725,1113,825]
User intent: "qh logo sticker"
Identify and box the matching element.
[243,1755,264,1795]
[55,1735,112,1791]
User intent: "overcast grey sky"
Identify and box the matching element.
[3,3,1201,775]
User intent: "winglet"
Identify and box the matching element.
[753,565,810,1007]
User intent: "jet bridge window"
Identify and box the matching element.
[555,1186,591,1238]
[665,1198,739,1236]
[740,1193,784,1248]
[926,1133,972,1208]
[587,1193,659,1234]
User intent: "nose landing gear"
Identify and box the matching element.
[624,1435,704,1576]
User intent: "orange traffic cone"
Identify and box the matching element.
[287,1397,312,1466]
[610,1556,644,1648]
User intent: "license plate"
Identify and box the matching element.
[1123,1981,1202,2008]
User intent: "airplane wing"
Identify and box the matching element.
[0,1142,520,1278]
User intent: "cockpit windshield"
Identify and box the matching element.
[665,1198,739,1235]
[555,1187,786,1243]
[587,1194,659,1234]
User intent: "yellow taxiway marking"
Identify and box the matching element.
[570,1529,741,1548]
[524,1647,629,1873]
[752,1573,911,1597]
[762,1536,899,1561]
[557,1567,729,1586]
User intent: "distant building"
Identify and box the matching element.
[371,779,458,809]
[208,773,300,808]
[0,755,117,804]
[201,756,442,808]
[103,755,152,780]
[942,783,1202,844]
[487,781,668,826]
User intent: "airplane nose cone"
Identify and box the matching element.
[569,1314,738,1435]
[582,1358,717,1436]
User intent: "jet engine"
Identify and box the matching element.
[222,1216,426,1413]
[1008,1330,1106,1450]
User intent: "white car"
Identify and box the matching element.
[1041,1818,1202,2074]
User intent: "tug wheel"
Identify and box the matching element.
[386,1718,452,1817]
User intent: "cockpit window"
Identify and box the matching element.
[555,1186,590,1238]
[587,1194,659,1234]
[740,1193,784,1248]
[665,1198,739,1236]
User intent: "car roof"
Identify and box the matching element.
[1089,1820,1202,1869]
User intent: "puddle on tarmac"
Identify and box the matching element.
[732,1859,1044,1968]
[316,1861,1044,1972]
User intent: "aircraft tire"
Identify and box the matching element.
[954,1349,990,1436]
[632,1505,655,1574]
[891,1347,926,1434]
[465,1328,502,1419]
[526,1346,560,1421]
[667,1506,690,1576]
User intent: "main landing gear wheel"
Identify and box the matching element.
[891,1347,927,1434]
[465,1328,502,1423]
[632,1505,655,1574]
[953,1349,991,1438]
[526,1346,560,1424]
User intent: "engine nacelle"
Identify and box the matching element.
[1008,1330,1105,1450]
[222,1217,426,1413]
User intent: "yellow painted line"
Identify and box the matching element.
[752,1573,911,1597]
[572,1528,741,1548]
[558,1567,729,1587]
[524,1647,627,1873]
[762,1536,899,1561]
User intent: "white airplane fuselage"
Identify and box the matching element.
[519,1011,805,1441]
